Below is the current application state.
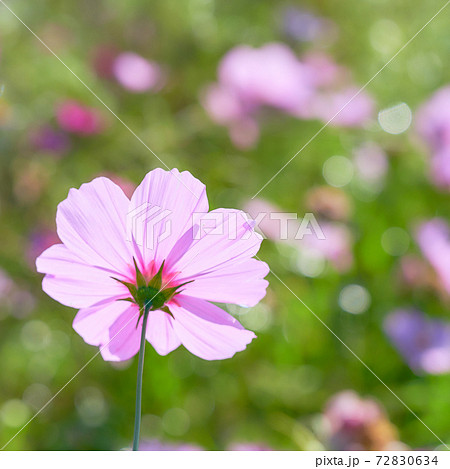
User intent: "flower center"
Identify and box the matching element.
[112,259,192,316]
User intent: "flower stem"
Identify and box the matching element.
[132,304,150,451]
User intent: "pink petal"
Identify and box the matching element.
[170,295,256,360]
[36,244,127,308]
[180,258,269,307]
[73,300,131,346]
[56,177,133,274]
[100,305,142,361]
[128,168,208,271]
[146,310,181,355]
[167,209,263,278]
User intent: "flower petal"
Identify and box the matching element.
[56,177,133,274]
[167,209,263,279]
[146,310,181,355]
[128,168,208,271]
[180,258,269,307]
[73,300,131,346]
[170,295,256,360]
[100,305,142,361]
[36,244,127,308]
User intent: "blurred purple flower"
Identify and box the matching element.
[29,125,70,155]
[113,52,163,93]
[138,439,203,451]
[384,309,450,375]
[416,218,450,295]
[56,100,104,135]
[282,7,338,45]
[323,391,401,450]
[27,228,60,268]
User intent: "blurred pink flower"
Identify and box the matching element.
[416,86,450,190]
[203,43,375,147]
[307,86,374,127]
[113,52,163,93]
[244,198,353,272]
[91,44,119,79]
[243,198,300,242]
[302,52,345,88]
[202,84,246,126]
[297,221,353,272]
[399,255,432,290]
[0,268,14,300]
[353,142,389,183]
[305,186,353,221]
[37,168,268,361]
[324,391,401,450]
[228,443,272,451]
[138,439,202,451]
[430,147,450,190]
[228,117,260,150]
[0,269,36,318]
[56,101,104,135]
[218,43,314,115]
[416,218,450,295]
[416,86,450,152]
[384,309,450,375]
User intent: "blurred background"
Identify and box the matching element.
[0,0,449,451]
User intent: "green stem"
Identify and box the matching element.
[132,304,150,451]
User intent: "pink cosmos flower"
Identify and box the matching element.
[56,100,104,135]
[36,168,268,361]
